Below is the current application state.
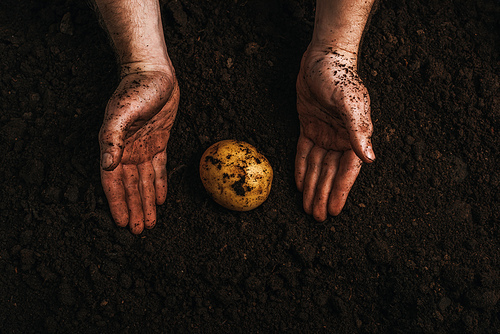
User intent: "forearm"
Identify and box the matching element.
[313,0,377,54]
[95,0,171,72]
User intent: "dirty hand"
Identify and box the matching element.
[295,47,375,221]
[99,68,179,234]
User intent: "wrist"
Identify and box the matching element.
[305,43,359,69]
[119,60,175,79]
[116,39,171,69]
[310,33,361,56]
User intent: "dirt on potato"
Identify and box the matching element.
[0,0,499,333]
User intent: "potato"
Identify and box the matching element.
[200,140,273,211]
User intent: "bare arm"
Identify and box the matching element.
[95,0,172,75]
[313,0,376,55]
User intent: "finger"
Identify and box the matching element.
[122,165,145,234]
[152,149,168,205]
[328,150,363,216]
[302,146,327,215]
[342,92,375,163]
[295,133,314,192]
[101,165,129,227]
[312,151,342,222]
[138,162,157,230]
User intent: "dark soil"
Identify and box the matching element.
[1,0,499,333]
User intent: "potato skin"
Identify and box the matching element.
[200,140,273,211]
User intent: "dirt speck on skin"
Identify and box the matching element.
[0,0,499,333]
[231,173,250,196]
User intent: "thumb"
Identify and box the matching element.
[350,130,375,163]
[343,99,376,163]
[99,112,131,171]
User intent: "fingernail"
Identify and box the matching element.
[101,152,113,169]
[366,146,376,162]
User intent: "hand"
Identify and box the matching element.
[295,47,375,221]
[99,66,179,234]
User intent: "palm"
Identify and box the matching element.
[297,48,370,149]
[119,96,176,167]
[101,72,178,163]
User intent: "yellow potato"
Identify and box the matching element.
[200,140,273,211]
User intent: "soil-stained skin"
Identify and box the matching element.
[200,140,273,211]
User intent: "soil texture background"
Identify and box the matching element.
[0,0,499,333]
